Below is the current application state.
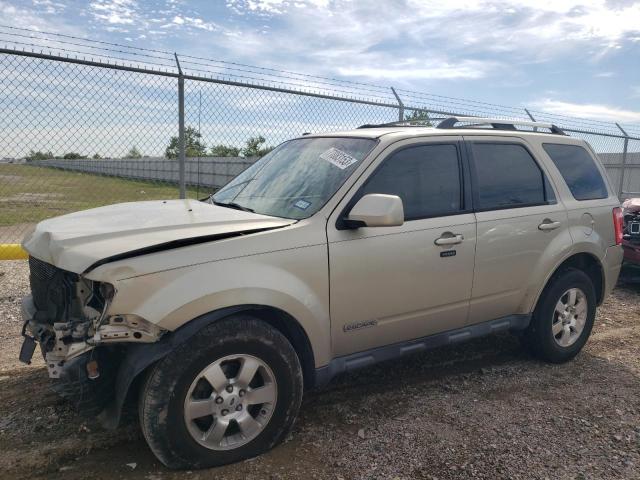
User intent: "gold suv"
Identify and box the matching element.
[19,117,623,469]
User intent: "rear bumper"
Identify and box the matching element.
[604,245,624,299]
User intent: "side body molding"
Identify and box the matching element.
[314,314,531,388]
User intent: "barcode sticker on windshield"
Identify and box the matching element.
[294,199,311,210]
[320,148,359,170]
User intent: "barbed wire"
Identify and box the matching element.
[0,37,178,72]
[0,25,392,97]
[0,24,638,132]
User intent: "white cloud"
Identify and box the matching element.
[226,0,640,59]
[227,0,291,15]
[200,0,640,97]
[31,0,66,14]
[530,99,640,123]
[0,0,81,34]
[338,59,495,80]
[89,0,138,25]
[164,14,218,31]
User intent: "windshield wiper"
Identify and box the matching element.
[213,200,255,213]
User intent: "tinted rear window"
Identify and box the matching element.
[471,143,549,210]
[542,143,608,200]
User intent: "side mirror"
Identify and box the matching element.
[346,194,404,228]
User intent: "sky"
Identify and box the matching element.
[1,0,640,129]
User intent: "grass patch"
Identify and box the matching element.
[0,164,206,227]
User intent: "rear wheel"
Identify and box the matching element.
[139,315,303,469]
[523,268,596,363]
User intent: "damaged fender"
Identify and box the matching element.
[100,305,254,429]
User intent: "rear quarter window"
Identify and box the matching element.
[542,143,608,200]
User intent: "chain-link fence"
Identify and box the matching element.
[1,27,640,252]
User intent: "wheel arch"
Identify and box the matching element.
[535,252,605,310]
[101,304,317,429]
[238,305,316,390]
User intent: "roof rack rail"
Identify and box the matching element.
[357,115,447,128]
[437,116,566,135]
[357,119,434,129]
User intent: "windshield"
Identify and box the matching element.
[212,137,377,219]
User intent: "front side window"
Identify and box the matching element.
[212,137,377,219]
[542,143,608,200]
[471,143,549,210]
[359,144,462,220]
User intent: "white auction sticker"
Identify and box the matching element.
[319,147,359,170]
[293,199,311,210]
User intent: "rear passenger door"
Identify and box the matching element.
[465,136,571,324]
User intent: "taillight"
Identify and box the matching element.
[613,207,623,245]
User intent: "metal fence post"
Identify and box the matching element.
[391,87,404,121]
[616,123,629,199]
[175,53,186,199]
[524,108,537,132]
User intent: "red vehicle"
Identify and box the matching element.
[622,198,640,265]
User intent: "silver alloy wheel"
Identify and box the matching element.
[552,287,588,348]
[183,354,277,451]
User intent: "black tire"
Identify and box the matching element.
[138,315,304,470]
[523,268,596,363]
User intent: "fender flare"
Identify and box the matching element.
[528,250,605,314]
[99,305,254,429]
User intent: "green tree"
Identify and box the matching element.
[165,127,207,159]
[404,110,432,126]
[127,146,142,159]
[63,152,86,159]
[209,144,241,157]
[241,136,274,158]
[92,153,102,159]
[25,150,54,161]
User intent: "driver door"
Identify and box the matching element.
[327,137,477,357]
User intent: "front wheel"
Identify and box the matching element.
[138,315,303,469]
[523,268,596,363]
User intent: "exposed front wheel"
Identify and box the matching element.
[183,353,278,451]
[523,268,596,363]
[138,315,303,469]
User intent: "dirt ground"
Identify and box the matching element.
[1,260,639,480]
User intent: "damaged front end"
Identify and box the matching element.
[20,256,165,415]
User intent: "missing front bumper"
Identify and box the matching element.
[48,348,119,416]
[20,295,94,378]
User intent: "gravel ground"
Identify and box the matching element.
[1,260,639,480]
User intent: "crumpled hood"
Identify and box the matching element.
[22,199,294,274]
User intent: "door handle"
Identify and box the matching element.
[538,219,561,231]
[434,233,464,246]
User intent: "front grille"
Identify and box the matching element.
[29,256,58,310]
[28,256,76,322]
